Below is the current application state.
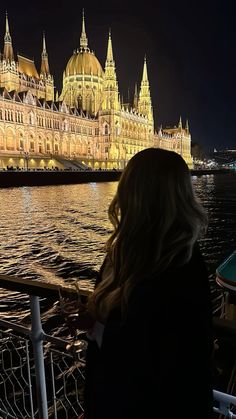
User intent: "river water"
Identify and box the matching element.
[0,173,236,326]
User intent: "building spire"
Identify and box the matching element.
[42,31,47,53]
[40,32,50,76]
[133,83,138,109]
[5,11,10,36]
[102,29,120,111]
[80,9,89,51]
[104,29,116,71]
[106,29,114,63]
[185,119,189,133]
[178,116,182,129]
[141,55,148,83]
[3,11,14,61]
[138,55,153,121]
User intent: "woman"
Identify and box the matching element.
[84,148,213,418]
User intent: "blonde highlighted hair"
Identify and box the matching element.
[89,148,208,322]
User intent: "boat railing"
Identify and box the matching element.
[0,273,236,418]
[213,390,236,418]
[0,273,93,419]
[210,273,229,318]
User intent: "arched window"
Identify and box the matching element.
[29,109,35,124]
[6,129,15,150]
[115,121,120,136]
[30,141,35,152]
[104,124,109,135]
[77,95,83,109]
[54,143,59,153]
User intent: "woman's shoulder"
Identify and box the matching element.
[131,243,209,302]
[177,242,209,285]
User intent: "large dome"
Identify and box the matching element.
[65,51,104,78]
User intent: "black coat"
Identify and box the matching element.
[84,244,213,418]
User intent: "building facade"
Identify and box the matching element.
[0,13,193,170]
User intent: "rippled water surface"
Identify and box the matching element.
[0,173,236,323]
[0,182,116,279]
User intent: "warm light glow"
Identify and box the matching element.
[0,13,193,170]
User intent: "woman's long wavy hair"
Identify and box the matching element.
[89,148,208,322]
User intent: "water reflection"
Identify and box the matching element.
[192,173,236,267]
[0,183,117,280]
[0,174,236,322]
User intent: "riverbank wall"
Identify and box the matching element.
[0,168,233,188]
[0,169,122,188]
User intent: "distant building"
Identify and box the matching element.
[207,149,236,166]
[0,12,193,170]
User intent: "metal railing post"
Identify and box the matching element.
[30,295,48,419]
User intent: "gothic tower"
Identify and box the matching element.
[40,32,54,100]
[3,12,14,62]
[138,56,154,136]
[102,30,120,111]
[0,12,18,91]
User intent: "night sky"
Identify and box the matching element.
[0,0,235,152]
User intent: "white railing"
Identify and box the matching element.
[0,273,236,418]
[0,274,91,419]
[213,390,236,418]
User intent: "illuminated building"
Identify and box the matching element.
[0,12,193,170]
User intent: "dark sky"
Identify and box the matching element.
[0,0,235,152]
